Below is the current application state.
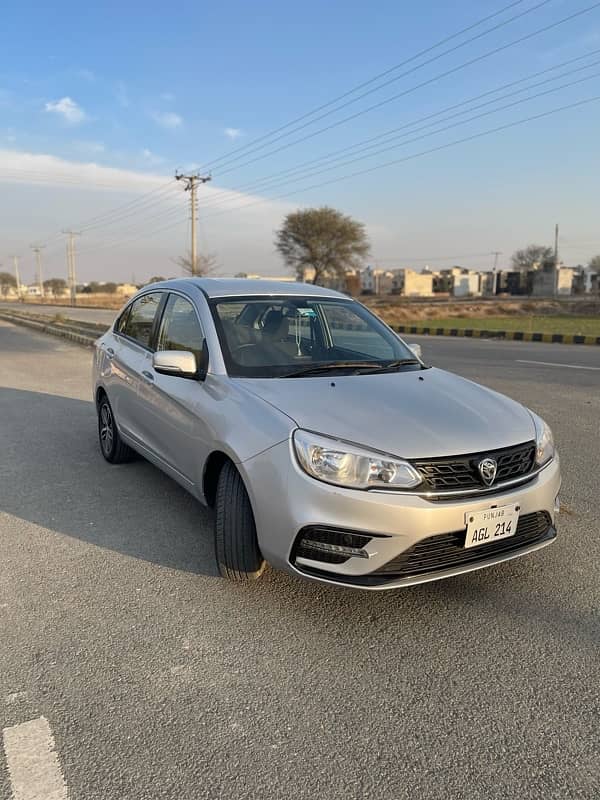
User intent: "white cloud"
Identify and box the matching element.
[141,148,165,165]
[152,111,183,129]
[0,148,294,280]
[44,97,87,124]
[224,127,243,140]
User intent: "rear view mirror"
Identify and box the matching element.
[153,350,198,379]
[408,343,422,359]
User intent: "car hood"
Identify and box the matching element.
[235,368,535,459]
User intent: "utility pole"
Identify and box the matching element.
[554,223,560,297]
[62,230,81,306]
[175,171,211,276]
[490,251,502,296]
[30,245,46,302]
[10,255,21,298]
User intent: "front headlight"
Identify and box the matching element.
[293,430,422,490]
[531,413,555,466]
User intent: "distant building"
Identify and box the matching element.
[452,271,481,298]
[479,271,496,296]
[360,266,394,294]
[530,265,575,297]
[431,267,481,297]
[115,283,139,296]
[391,269,433,297]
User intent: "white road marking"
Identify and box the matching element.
[2,717,68,800]
[516,359,600,371]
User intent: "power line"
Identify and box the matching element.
[77,202,186,251]
[199,0,534,171]
[200,56,600,208]
[201,95,600,220]
[76,180,180,232]
[210,2,600,178]
[375,252,497,263]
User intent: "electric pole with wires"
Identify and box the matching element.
[490,250,502,296]
[62,230,81,306]
[30,244,46,302]
[175,171,211,276]
[10,255,21,298]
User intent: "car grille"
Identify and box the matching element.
[411,441,536,494]
[374,511,552,578]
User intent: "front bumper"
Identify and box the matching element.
[240,441,561,590]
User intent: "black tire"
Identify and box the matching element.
[97,395,134,464]
[215,461,265,581]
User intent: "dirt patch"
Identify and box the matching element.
[362,297,600,325]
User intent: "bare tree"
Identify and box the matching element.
[174,252,219,277]
[275,207,369,285]
[43,278,67,298]
[511,244,554,271]
[588,254,600,272]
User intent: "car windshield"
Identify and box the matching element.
[209,296,420,378]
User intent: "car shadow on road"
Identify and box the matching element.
[0,386,219,577]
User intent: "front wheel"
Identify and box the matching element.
[215,461,266,581]
[97,396,134,464]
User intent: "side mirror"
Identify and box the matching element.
[408,343,422,359]
[153,350,199,379]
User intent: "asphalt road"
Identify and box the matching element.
[0,319,599,800]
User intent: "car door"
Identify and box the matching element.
[138,292,213,489]
[111,291,164,446]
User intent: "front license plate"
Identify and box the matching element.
[464,504,520,549]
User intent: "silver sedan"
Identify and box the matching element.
[93,278,560,589]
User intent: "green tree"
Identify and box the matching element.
[511,244,554,271]
[275,207,370,285]
[148,275,166,284]
[0,272,17,297]
[103,282,118,294]
[43,278,67,298]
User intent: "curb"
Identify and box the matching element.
[0,312,97,348]
[393,325,600,346]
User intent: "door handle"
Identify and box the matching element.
[141,370,155,382]
[105,346,115,359]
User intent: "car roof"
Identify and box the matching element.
[156,277,347,300]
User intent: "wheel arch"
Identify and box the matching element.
[203,450,233,508]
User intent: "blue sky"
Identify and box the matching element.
[1,0,600,282]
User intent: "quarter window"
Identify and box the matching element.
[120,292,162,348]
[157,294,204,363]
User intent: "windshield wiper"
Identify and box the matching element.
[280,361,386,378]
[354,358,422,374]
[280,359,421,378]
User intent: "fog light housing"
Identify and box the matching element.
[294,527,373,565]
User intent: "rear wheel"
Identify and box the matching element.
[215,461,265,581]
[97,395,134,464]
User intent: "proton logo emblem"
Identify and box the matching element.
[478,457,498,486]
